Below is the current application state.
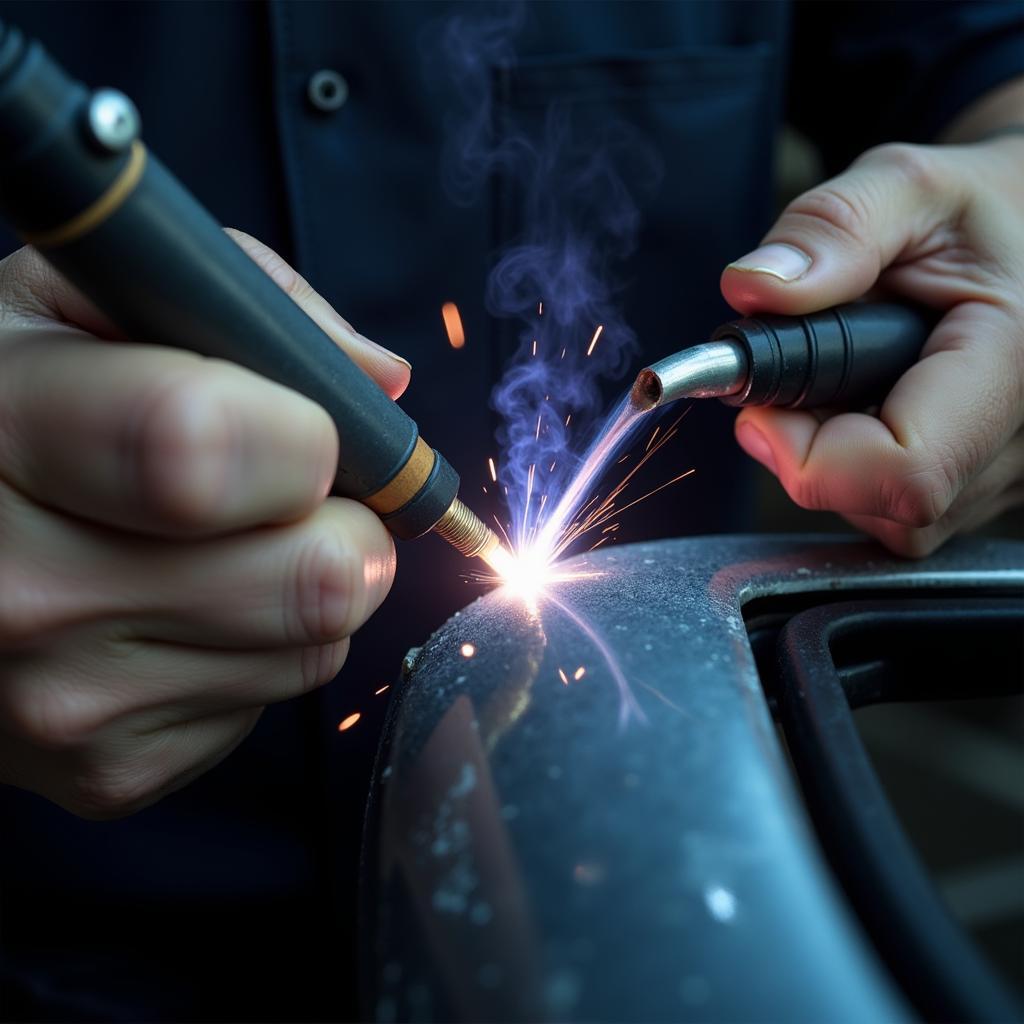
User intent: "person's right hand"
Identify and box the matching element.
[0,230,410,819]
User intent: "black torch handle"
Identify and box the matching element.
[0,24,457,539]
[714,303,933,409]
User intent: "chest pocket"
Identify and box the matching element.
[488,44,776,537]
[491,44,776,332]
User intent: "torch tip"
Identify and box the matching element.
[434,496,503,564]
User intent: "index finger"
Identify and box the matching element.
[0,324,339,537]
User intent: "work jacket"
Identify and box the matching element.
[0,2,1021,1019]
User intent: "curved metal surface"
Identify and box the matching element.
[363,535,1024,1022]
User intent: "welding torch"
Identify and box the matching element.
[0,23,501,565]
[632,303,933,413]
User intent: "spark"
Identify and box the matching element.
[531,339,537,356]
[375,685,390,695]
[538,300,543,316]
[488,457,497,482]
[535,413,542,440]
[586,323,604,356]
[549,461,556,473]
[482,485,488,494]
[560,347,566,360]
[574,666,586,680]
[524,462,536,527]
[565,413,572,427]
[544,590,645,727]
[460,643,476,658]
[645,425,661,452]
[441,301,465,349]
[540,408,694,564]
[558,667,569,685]
[338,712,361,732]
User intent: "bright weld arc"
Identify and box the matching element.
[476,409,695,603]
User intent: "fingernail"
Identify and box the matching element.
[728,243,811,282]
[324,305,412,370]
[737,423,778,475]
[357,332,412,371]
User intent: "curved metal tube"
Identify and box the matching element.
[631,341,748,410]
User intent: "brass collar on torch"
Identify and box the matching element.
[363,436,436,515]
[22,140,148,248]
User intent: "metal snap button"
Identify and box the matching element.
[307,69,349,113]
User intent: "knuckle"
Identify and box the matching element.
[0,683,103,751]
[132,372,233,528]
[787,474,830,513]
[243,239,311,301]
[784,185,872,249]
[299,638,350,693]
[879,460,956,527]
[289,528,363,643]
[858,142,943,197]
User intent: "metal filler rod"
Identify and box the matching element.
[0,23,500,565]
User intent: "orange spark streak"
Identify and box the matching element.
[491,514,514,549]
[488,457,497,482]
[586,324,604,356]
[574,666,586,680]
[548,409,693,561]
[558,667,569,685]
[338,712,361,731]
[524,463,536,524]
[460,643,476,658]
[375,685,390,695]
[441,302,465,349]
[645,425,661,452]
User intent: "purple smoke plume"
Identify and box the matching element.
[433,6,662,549]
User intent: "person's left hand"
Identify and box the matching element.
[720,133,1024,556]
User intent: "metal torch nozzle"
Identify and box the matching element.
[631,340,749,412]
[433,497,503,566]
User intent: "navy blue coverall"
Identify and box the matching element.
[0,2,1021,1019]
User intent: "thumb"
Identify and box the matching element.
[720,144,961,316]
[225,228,412,400]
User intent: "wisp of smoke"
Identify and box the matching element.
[431,5,662,550]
